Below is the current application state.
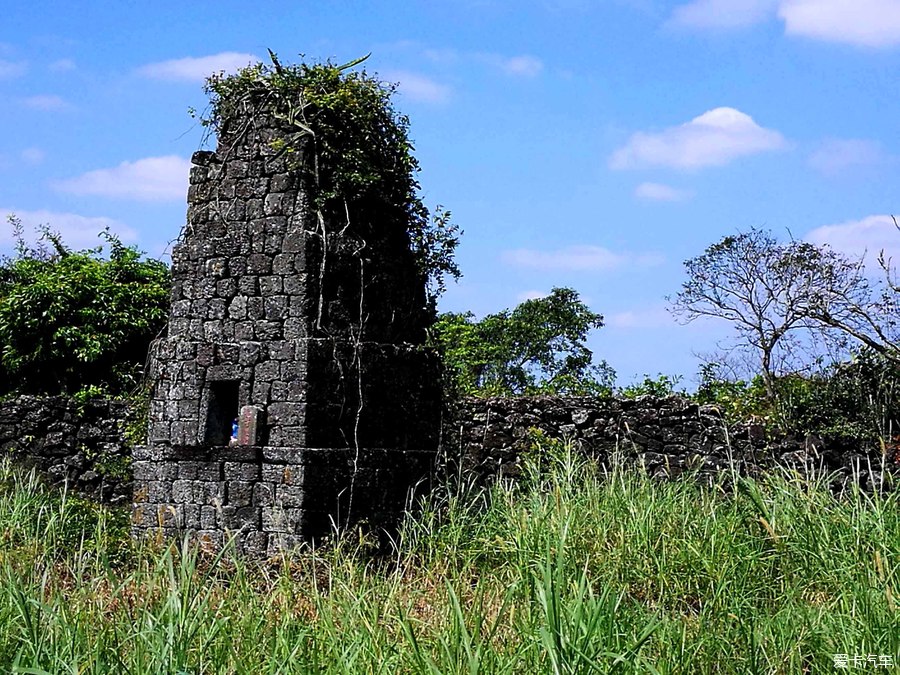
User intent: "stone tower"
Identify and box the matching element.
[132,94,441,554]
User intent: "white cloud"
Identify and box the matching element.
[48,58,76,72]
[20,148,45,165]
[808,139,885,175]
[21,94,70,111]
[501,245,664,271]
[806,215,900,265]
[419,47,543,77]
[670,0,777,29]
[0,209,137,250]
[670,0,900,47]
[422,47,460,64]
[498,55,544,77]
[382,70,452,104]
[779,0,900,47]
[54,155,191,202]
[608,306,675,329]
[477,52,544,77]
[0,59,26,79]
[634,182,694,201]
[137,52,258,82]
[610,107,786,170]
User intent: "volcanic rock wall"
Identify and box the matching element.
[2,394,896,531]
[0,395,131,503]
[450,396,896,492]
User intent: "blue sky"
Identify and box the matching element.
[2,0,899,386]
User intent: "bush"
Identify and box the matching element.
[0,216,170,396]
[619,373,684,399]
[778,350,900,441]
[694,365,771,422]
[694,352,900,442]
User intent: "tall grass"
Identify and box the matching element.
[0,446,897,673]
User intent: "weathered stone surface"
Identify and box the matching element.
[237,405,262,446]
[131,96,442,553]
[3,389,900,560]
[0,395,131,504]
[445,396,899,490]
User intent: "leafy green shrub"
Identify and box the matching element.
[0,216,169,396]
[777,350,900,441]
[694,352,900,441]
[693,364,771,422]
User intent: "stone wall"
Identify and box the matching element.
[0,395,132,503]
[448,396,898,492]
[4,393,897,530]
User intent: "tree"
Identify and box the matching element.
[669,228,870,402]
[0,215,170,396]
[430,287,615,396]
[803,219,900,366]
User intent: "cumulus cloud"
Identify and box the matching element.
[779,0,900,47]
[474,52,545,77]
[806,215,900,264]
[54,155,191,202]
[420,47,544,77]
[808,139,885,175]
[0,59,26,79]
[21,94,70,111]
[501,245,664,271]
[634,182,694,201]
[517,289,550,301]
[382,70,452,104]
[137,52,258,82]
[670,0,777,29]
[0,209,136,250]
[610,107,786,170]
[421,47,461,64]
[670,0,900,47]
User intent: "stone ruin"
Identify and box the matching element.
[131,97,442,554]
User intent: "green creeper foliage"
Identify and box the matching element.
[0,216,170,396]
[199,53,461,310]
[430,287,615,396]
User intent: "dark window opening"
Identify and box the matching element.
[205,380,240,445]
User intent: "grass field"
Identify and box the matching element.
[0,445,897,674]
